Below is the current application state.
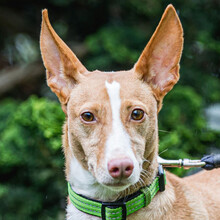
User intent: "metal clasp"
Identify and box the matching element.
[158,156,206,169]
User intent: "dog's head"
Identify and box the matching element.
[40,5,183,192]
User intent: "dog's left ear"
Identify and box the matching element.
[134,5,183,108]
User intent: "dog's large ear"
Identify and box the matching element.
[134,5,183,107]
[40,9,87,106]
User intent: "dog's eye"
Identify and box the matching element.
[131,109,145,121]
[81,112,95,122]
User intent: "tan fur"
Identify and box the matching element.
[40,4,220,220]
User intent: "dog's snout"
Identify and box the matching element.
[108,158,134,179]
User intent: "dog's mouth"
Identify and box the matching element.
[98,174,139,192]
[103,182,130,192]
[105,182,128,187]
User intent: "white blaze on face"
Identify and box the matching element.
[105,81,139,179]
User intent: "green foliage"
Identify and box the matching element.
[0,97,65,219]
[85,26,145,71]
[159,86,220,176]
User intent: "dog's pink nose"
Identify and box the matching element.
[108,158,134,179]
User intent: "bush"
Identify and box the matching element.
[0,97,65,219]
[159,85,220,176]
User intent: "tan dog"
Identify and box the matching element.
[40,4,220,220]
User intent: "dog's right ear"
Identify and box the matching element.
[40,9,87,107]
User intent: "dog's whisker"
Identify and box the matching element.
[141,168,150,173]
[140,171,151,185]
[140,173,146,182]
[158,129,170,133]
[142,158,151,164]
[138,176,145,188]
[133,183,138,192]
[140,173,149,185]
[117,191,123,201]
[124,187,130,200]
[159,149,168,156]
[141,170,150,178]
[125,188,129,198]
[141,172,150,178]
[135,182,139,191]
[141,178,145,188]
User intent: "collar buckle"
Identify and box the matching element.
[101,201,127,220]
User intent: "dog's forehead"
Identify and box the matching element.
[69,70,153,107]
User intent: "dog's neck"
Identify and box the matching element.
[63,122,159,202]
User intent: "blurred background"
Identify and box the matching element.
[0,0,219,219]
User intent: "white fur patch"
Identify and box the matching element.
[68,157,123,201]
[68,157,96,192]
[66,203,100,220]
[105,81,139,181]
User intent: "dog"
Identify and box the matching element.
[40,4,220,220]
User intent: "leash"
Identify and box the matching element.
[68,165,166,220]
[158,154,220,170]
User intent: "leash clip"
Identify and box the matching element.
[101,201,127,220]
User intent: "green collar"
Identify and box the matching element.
[68,165,166,220]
